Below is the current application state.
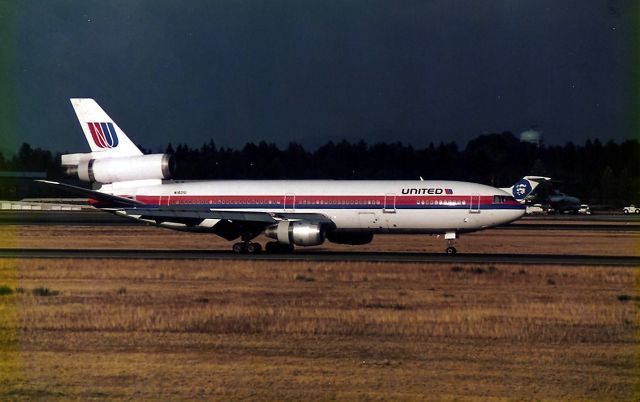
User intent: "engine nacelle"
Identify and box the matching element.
[326,230,374,245]
[265,221,326,246]
[64,153,174,183]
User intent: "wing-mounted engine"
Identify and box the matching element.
[265,220,327,246]
[264,221,373,248]
[61,153,175,184]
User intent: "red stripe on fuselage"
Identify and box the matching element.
[133,195,520,207]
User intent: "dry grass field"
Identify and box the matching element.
[0,256,639,400]
[1,224,639,256]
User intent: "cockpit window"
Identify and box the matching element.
[493,195,516,203]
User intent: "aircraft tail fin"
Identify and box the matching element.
[501,176,551,203]
[70,98,142,158]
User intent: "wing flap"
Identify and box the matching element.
[121,208,278,224]
[273,212,334,224]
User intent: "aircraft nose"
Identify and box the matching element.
[500,208,525,225]
[512,208,526,222]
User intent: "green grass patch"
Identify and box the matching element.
[617,294,640,302]
[0,285,13,296]
[363,302,408,310]
[31,287,60,297]
[451,266,497,274]
[293,274,315,282]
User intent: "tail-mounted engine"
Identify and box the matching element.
[61,153,175,184]
[265,221,326,246]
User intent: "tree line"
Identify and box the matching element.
[1,132,638,206]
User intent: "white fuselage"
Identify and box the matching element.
[112,179,525,234]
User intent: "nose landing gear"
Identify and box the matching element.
[444,232,457,255]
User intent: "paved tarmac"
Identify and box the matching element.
[1,211,639,231]
[1,248,637,266]
[2,211,637,266]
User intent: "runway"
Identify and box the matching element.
[1,211,640,231]
[0,211,128,225]
[1,248,637,266]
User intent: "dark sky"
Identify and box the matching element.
[3,0,638,155]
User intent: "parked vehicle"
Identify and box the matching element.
[577,204,591,215]
[526,204,546,215]
[623,205,640,214]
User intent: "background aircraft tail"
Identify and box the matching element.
[70,98,142,158]
[501,176,551,202]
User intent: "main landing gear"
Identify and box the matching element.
[231,229,267,254]
[231,241,295,254]
[232,241,262,254]
[444,232,457,255]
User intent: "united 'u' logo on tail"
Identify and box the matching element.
[87,122,119,148]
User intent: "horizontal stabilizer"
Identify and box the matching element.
[35,180,145,207]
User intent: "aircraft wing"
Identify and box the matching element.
[118,207,333,225]
[116,207,334,241]
[35,179,334,240]
[119,207,278,224]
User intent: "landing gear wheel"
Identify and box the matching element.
[232,242,246,254]
[444,232,458,255]
[265,242,277,253]
[246,242,262,254]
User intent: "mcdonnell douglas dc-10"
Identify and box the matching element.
[38,99,549,254]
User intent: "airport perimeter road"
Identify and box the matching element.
[1,248,638,266]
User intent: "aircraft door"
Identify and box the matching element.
[383,193,396,213]
[469,194,481,214]
[284,193,296,212]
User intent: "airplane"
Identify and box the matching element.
[37,99,547,255]
[547,191,582,214]
[522,180,583,214]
